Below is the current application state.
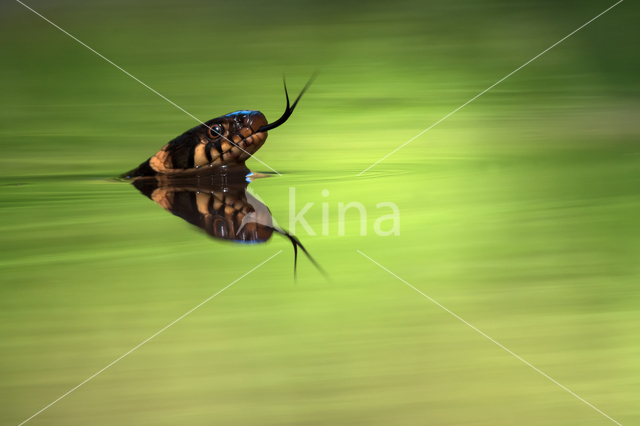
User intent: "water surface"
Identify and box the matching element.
[1,1,639,425]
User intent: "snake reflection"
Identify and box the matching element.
[131,167,324,278]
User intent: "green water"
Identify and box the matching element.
[1,1,639,425]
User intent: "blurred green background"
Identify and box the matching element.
[1,0,639,425]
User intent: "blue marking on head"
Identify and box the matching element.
[232,240,266,245]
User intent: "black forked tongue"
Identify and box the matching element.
[256,75,316,133]
[275,229,329,282]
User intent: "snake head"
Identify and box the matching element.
[139,110,268,174]
[122,77,314,178]
[197,110,270,165]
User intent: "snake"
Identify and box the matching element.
[123,79,312,179]
[123,78,324,278]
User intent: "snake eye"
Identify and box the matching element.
[208,124,223,139]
